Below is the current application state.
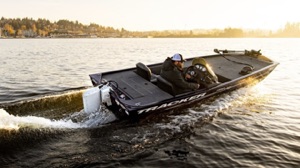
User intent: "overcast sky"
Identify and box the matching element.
[1,0,299,31]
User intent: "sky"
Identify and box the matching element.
[1,0,299,31]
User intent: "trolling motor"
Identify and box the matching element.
[82,82,112,113]
[214,48,246,54]
[214,48,262,56]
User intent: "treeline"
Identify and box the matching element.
[0,17,125,38]
[1,17,300,38]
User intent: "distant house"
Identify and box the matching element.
[22,29,37,37]
[49,29,73,38]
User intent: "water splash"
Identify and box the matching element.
[66,107,118,127]
[155,84,273,132]
[0,87,119,131]
[0,108,81,130]
[0,107,118,131]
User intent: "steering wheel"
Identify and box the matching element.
[185,64,216,87]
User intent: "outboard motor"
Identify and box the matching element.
[83,84,112,113]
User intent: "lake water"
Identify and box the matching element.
[0,38,299,167]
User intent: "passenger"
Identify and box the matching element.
[160,53,200,94]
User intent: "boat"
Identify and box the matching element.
[82,49,279,119]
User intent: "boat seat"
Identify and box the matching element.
[136,62,157,83]
[157,76,175,96]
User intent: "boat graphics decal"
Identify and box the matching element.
[137,92,206,115]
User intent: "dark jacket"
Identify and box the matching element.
[160,57,198,94]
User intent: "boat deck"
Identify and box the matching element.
[204,55,272,81]
[102,71,174,106]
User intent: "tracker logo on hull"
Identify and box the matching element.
[137,92,206,114]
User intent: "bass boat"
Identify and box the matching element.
[83,49,279,119]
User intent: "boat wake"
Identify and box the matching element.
[0,108,80,130]
[0,89,118,131]
[154,83,273,132]
[0,107,117,131]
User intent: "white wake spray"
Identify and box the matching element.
[0,107,117,130]
[155,84,273,131]
[0,108,82,130]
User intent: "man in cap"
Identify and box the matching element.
[160,53,200,94]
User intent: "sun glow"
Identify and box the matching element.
[1,0,298,31]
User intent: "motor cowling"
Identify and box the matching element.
[82,85,112,113]
[100,85,112,106]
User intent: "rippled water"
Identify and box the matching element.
[0,38,299,167]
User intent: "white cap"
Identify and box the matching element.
[171,53,186,62]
